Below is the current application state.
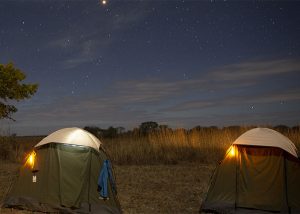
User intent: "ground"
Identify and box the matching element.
[0,162,215,214]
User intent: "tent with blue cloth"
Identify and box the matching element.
[3,127,121,214]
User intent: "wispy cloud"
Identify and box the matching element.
[164,87,300,113]
[11,57,300,135]
[17,57,300,114]
[112,58,300,103]
[45,2,150,70]
[210,58,300,81]
[61,57,92,69]
[110,4,150,31]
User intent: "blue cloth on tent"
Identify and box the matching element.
[97,160,116,198]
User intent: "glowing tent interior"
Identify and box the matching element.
[201,127,300,214]
[3,127,121,214]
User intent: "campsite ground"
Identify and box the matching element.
[0,161,214,214]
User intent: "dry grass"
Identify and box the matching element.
[0,162,215,214]
[1,127,299,165]
[115,163,214,214]
[0,136,43,163]
[0,162,19,205]
[104,126,300,164]
[286,130,300,151]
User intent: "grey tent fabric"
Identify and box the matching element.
[202,151,236,212]
[233,128,297,158]
[3,128,121,214]
[201,128,300,214]
[286,155,300,213]
[237,147,287,212]
[34,127,101,152]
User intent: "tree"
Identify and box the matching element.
[116,126,125,134]
[139,121,159,135]
[83,126,103,138]
[274,125,290,133]
[0,63,38,120]
[159,124,170,131]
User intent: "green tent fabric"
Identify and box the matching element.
[201,128,300,214]
[3,128,121,214]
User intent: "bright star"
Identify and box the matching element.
[102,0,107,5]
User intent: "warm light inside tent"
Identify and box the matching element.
[228,146,237,157]
[25,151,36,169]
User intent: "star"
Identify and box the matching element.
[1,1,299,135]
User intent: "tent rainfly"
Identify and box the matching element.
[3,127,121,214]
[201,127,300,214]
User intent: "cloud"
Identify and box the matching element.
[11,57,300,135]
[18,57,300,114]
[210,58,300,81]
[109,4,150,30]
[61,57,92,69]
[44,2,150,70]
[111,58,300,101]
[164,87,300,113]
[113,80,197,103]
[112,57,300,104]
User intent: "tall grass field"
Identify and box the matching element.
[1,126,299,165]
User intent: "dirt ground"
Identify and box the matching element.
[0,161,215,214]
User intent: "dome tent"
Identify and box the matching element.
[3,127,121,214]
[201,128,300,214]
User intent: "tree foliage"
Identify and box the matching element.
[0,63,38,120]
[84,126,125,138]
[139,121,158,134]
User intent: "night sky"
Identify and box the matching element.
[1,0,300,136]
